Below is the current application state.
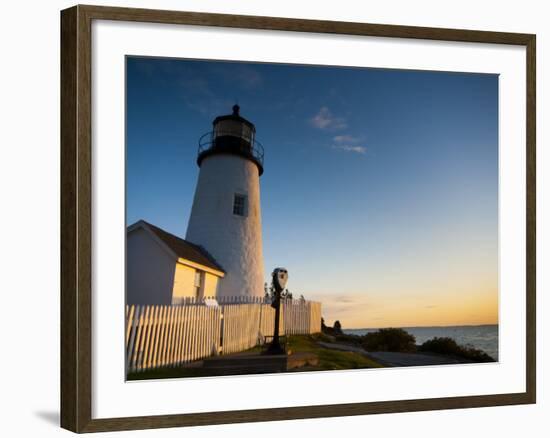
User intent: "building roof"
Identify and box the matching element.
[129,220,225,273]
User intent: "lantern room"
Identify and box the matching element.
[197,105,264,175]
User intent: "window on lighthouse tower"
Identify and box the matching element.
[233,193,247,217]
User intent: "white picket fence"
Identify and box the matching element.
[126,298,322,373]
[283,300,322,336]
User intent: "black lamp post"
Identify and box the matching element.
[266,268,288,355]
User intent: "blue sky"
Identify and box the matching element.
[126,56,498,328]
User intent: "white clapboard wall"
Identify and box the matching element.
[126,298,322,372]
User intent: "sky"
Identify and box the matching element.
[126,56,499,329]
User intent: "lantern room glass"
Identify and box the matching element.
[214,119,254,144]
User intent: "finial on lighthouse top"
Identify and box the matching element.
[197,105,265,175]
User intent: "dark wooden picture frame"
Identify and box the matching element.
[61,4,536,433]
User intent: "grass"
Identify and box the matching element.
[288,334,383,371]
[128,334,383,380]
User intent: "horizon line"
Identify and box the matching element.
[342,322,499,330]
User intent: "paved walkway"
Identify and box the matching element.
[317,341,471,367]
[362,351,471,367]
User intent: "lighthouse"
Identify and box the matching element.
[185,105,265,298]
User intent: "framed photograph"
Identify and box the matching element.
[60,4,536,433]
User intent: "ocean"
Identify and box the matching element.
[344,324,499,360]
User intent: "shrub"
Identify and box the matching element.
[418,337,495,362]
[321,318,345,336]
[362,328,417,352]
[321,317,329,333]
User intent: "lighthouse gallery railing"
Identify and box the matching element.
[198,130,265,167]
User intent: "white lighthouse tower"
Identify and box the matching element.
[186,105,265,298]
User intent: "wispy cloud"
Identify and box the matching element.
[318,294,373,327]
[176,64,263,117]
[331,133,367,154]
[332,144,367,154]
[310,106,347,130]
[180,76,232,117]
[333,135,361,144]
[336,296,356,303]
[234,65,263,90]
